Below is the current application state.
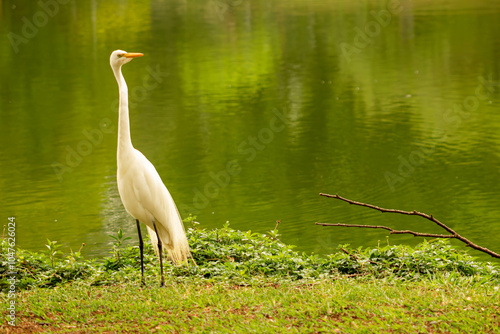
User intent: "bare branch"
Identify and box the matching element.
[315,222,455,238]
[317,193,500,259]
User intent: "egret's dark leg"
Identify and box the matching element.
[152,219,165,287]
[136,219,145,286]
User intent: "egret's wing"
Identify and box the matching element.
[133,150,191,264]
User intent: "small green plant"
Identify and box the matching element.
[183,214,200,227]
[267,228,280,241]
[65,243,85,268]
[109,229,131,261]
[45,239,62,268]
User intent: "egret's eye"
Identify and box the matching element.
[118,54,125,58]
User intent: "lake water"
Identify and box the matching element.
[1,0,500,261]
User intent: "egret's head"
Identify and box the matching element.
[110,50,144,68]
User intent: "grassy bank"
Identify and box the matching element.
[4,277,500,333]
[1,223,499,333]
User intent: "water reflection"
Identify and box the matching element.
[1,0,500,261]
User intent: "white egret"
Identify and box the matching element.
[110,50,191,286]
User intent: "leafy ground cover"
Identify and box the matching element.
[1,222,499,333]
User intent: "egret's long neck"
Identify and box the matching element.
[113,64,133,156]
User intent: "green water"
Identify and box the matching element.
[1,0,500,260]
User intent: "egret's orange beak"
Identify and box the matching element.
[124,53,144,58]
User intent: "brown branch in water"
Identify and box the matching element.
[316,193,500,259]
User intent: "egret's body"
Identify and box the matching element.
[110,50,191,286]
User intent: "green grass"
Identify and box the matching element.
[3,277,500,333]
[1,222,499,333]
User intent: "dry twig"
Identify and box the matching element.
[316,193,500,259]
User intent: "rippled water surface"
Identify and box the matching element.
[1,0,500,260]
